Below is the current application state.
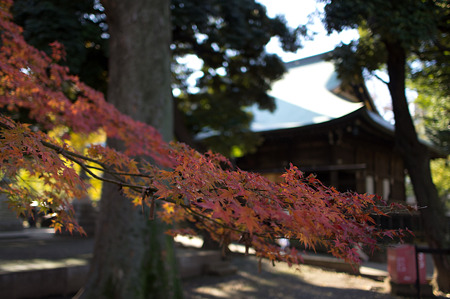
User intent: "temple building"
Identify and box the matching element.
[236,52,443,235]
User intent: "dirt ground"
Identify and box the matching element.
[183,255,395,299]
[0,230,400,298]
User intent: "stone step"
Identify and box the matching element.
[1,249,236,298]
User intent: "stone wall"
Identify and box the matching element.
[0,194,23,231]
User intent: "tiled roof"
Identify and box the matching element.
[250,52,363,132]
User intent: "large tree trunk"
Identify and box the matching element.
[76,1,182,298]
[385,41,450,293]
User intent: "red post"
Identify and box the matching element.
[387,244,426,284]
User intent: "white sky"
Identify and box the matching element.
[256,0,359,61]
[178,0,358,89]
[256,0,399,122]
[177,0,397,122]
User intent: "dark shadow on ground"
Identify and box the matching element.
[183,255,394,299]
[0,232,94,261]
[0,231,395,299]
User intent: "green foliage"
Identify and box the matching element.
[327,32,385,87]
[409,19,450,154]
[0,0,412,280]
[323,0,449,136]
[12,0,305,157]
[321,0,441,48]
[12,0,108,93]
[414,85,450,153]
[321,0,450,254]
[323,0,448,81]
[322,1,449,148]
[411,45,449,206]
[430,158,450,206]
[171,0,304,156]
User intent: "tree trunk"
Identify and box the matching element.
[76,1,182,298]
[385,41,450,293]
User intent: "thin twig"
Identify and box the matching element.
[373,73,389,85]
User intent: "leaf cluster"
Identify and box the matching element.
[321,0,450,222]
[11,0,306,157]
[321,0,441,48]
[322,0,449,128]
[11,0,108,93]
[171,0,305,156]
[0,0,408,266]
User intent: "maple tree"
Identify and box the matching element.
[0,0,406,295]
[10,0,305,157]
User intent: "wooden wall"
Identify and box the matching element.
[236,113,406,203]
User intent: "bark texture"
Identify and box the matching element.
[385,41,450,293]
[76,1,182,298]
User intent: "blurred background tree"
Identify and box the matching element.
[411,47,450,208]
[319,0,450,292]
[12,0,306,157]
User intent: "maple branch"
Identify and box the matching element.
[183,204,276,240]
[58,150,158,194]
[83,164,153,179]
[40,138,157,182]
[41,141,137,186]
[0,117,158,195]
[41,140,108,169]
[65,154,129,187]
[0,117,15,131]
[182,203,377,251]
[0,116,106,172]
